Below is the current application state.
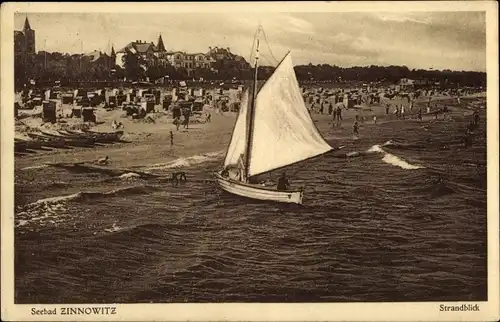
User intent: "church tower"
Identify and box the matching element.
[23,17,36,54]
[157,34,166,52]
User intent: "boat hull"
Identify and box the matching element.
[214,172,303,204]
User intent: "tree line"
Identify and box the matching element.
[15,51,486,91]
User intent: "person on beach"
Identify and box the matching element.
[336,106,343,121]
[385,104,390,116]
[277,172,290,191]
[170,131,174,147]
[332,108,337,127]
[173,117,180,131]
[353,121,359,136]
[206,112,211,123]
[463,124,473,148]
[373,115,377,124]
[400,104,405,119]
[418,108,423,121]
[183,109,191,129]
[473,111,480,127]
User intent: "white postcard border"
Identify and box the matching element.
[1,2,498,321]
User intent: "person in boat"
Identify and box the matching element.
[224,154,246,181]
[277,172,290,191]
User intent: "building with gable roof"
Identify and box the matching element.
[116,34,169,68]
[115,36,250,77]
[15,16,36,55]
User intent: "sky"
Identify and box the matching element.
[14,11,486,71]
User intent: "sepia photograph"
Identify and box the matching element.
[1,1,498,321]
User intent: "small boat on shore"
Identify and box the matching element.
[26,133,67,148]
[67,129,124,143]
[85,130,124,143]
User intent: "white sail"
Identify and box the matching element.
[223,89,249,168]
[248,53,332,177]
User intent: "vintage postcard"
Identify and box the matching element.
[1,1,499,321]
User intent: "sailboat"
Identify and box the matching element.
[214,33,333,205]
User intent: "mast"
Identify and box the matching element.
[44,39,47,69]
[244,28,260,182]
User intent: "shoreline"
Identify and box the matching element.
[14,93,485,171]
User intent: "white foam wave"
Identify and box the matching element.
[30,193,83,205]
[145,150,224,170]
[20,164,50,170]
[104,222,123,233]
[119,172,141,179]
[381,140,395,147]
[346,151,360,157]
[368,144,424,170]
[16,202,69,228]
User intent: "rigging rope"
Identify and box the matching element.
[261,27,279,65]
[260,53,275,66]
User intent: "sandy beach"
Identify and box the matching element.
[15,91,485,171]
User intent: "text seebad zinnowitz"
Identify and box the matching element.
[31,307,117,315]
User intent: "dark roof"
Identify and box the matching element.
[117,42,154,54]
[135,43,153,53]
[84,51,109,62]
[23,17,31,31]
[157,34,166,52]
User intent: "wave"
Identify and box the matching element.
[145,150,224,170]
[22,185,158,208]
[119,172,142,179]
[20,164,50,170]
[368,144,424,170]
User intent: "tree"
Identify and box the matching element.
[122,50,145,81]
